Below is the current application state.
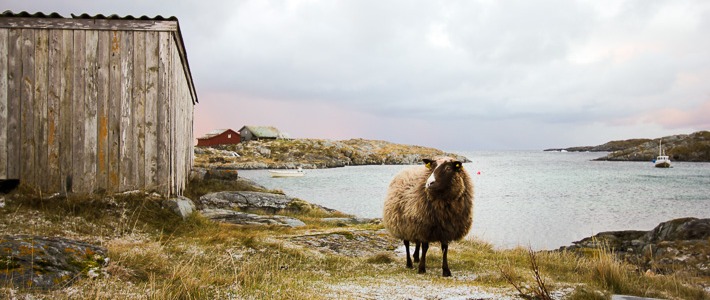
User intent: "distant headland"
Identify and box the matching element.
[545,130,710,162]
[194,138,470,170]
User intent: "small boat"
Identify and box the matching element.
[269,167,305,178]
[653,140,671,168]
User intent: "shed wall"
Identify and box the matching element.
[0,27,194,196]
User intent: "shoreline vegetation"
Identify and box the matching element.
[1,136,708,299]
[545,130,710,162]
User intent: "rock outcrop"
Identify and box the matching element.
[198,191,338,215]
[194,138,470,170]
[560,218,710,276]
[200,208,306,227]
[0,235,107,289]
[197,191,344,227]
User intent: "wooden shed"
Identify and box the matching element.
[0,11,198,196]
[196,129,240,147]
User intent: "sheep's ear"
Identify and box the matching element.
[423,159,434,169]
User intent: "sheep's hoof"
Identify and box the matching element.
[417,268,426,274]
[442,269,452,277]
[406,262,413,269]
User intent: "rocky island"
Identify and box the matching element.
[545,130,710,162]
[194,138,470,170]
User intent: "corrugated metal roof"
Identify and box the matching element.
[0,10,177,21]
[0,10,198,104]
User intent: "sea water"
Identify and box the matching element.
[238,151,710,250]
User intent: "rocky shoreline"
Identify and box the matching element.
[545,130,710,162]
[560,217,710,280]
[194,138,470,170]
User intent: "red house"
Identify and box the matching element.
[196,129,241,147]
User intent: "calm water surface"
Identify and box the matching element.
[238,151,710,250]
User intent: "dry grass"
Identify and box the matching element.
[1,192,708,299]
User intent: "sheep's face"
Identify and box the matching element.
[424,158,462,192]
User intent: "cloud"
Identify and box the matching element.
[4,0,710,149]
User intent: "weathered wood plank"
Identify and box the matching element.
[119,30,134,192]
[169,41,176,195]
[157,31,171,195]
[59,30,73,194]
[34,29,49,192]
[133,31,146,189]
[6,29,21,179]
[71,30,86,193]
[84,30,99,193]
[0,29,8,179]
[46,30,62,192]
[96,31,110,192]
[107,31,121,192]
[0,18,178,32]
[144,31,158,190]
[20,29,35,187]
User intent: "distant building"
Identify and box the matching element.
[238,126,285,142]
[0,11,198,196]
[196,129,240,147]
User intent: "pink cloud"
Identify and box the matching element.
[641,99,710,129]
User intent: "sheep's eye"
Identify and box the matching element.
[425,162,431,169]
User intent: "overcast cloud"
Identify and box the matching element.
[5,0,710,149]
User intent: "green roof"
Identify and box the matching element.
[241,126,282,138]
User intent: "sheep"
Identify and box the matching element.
[383,156,474,277]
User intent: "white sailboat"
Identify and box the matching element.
[654,140,671,168]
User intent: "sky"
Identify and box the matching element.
[5,0,710,150]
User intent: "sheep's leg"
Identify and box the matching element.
[413,242,420,263]
[417,242,429,274]
[404,240,413,269]
[441,242,451,277]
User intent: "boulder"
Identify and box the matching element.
[200,208,305,227]
[189,167,207,181]
[0,235,108,290]
[204,166,239,181]
[162,196,196,219]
